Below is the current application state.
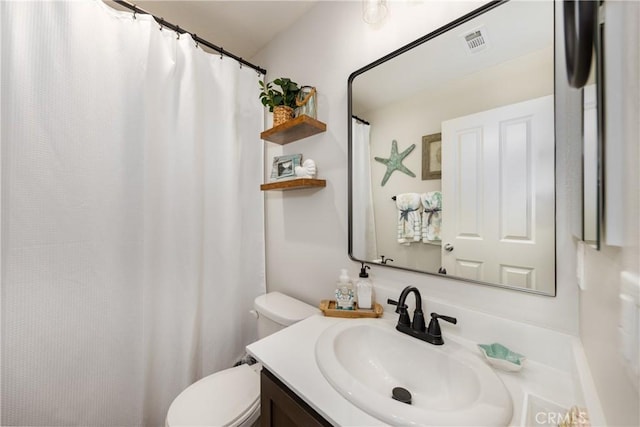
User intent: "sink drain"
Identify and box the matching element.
[391,387,412,405]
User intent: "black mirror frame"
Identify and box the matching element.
[347,0,559,296]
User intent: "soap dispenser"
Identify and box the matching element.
[335,268,354,310]
[355,262,373,309]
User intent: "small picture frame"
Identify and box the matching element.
[271,154,302,180]
[422,133,442,180]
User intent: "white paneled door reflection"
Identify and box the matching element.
[441,96,555,290]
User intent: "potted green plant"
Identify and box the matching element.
[259,77,300,127]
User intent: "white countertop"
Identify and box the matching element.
[247,314,578,427]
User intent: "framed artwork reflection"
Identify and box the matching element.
[422,133,442,180]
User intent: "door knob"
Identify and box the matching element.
[444,243,454,252]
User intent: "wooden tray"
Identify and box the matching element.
[319,300,383,318]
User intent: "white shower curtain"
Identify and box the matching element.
[1,2,265,426]
[351,119,378,261]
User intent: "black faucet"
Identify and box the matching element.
[380,255,394,265]
[388,286,457,345]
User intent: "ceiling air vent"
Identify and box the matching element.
[461,26,489,54]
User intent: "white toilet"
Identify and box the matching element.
[165,292,320,427]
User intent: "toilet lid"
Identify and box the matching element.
[254,292,320,326]
[166,364,260,427]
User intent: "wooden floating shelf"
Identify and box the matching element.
[260,115,327,145]
[260,178,326,191]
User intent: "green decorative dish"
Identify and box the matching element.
[477,343,526,372]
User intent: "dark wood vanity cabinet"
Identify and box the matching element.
[260,369,332,427]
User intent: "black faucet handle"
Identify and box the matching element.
[431,313,457,325]
[387,298,408,313]
[388,299,410,326]
[427,312,457,340]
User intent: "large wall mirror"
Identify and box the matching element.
[348,0,556,295]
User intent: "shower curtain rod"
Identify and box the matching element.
[352,114,370,125]
[112,0,267,76]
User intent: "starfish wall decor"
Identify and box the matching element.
[374,140,416,186]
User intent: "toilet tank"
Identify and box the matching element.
[254,292,320,339]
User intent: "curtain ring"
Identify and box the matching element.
[132,5,137,19]
[219,48,224,60]
[239,60,243,69]
[176,26,181,39]
[159,18,164,31]
[193,34,199,48]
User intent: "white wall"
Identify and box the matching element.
[578,1,640,425]
[253,1,579,335]
[365,48,553,270]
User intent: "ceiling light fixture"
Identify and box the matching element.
[363,0,388,24]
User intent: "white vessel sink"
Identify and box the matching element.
[315,319,513,426]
